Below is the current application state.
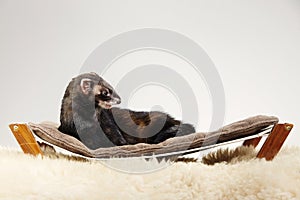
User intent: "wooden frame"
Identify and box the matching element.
[243,123,293,160]
[9,124,43,156]
[9,123,293,161]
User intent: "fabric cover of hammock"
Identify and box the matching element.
[28,115,278,159]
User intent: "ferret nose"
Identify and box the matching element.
[111,92,121,104]
[115,98,121,104]
[112,92,121,104]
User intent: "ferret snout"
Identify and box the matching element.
[110,91,121,105]
[112,96,121,105]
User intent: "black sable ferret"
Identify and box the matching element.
[58,72,195,150]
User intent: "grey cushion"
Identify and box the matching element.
[28,115,278,158]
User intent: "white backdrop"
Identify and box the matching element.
[0,0,299,148]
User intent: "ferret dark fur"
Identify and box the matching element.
[58,72,195,150]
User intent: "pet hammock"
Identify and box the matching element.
[9,115,293,161]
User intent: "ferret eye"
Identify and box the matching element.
[101,90,110,96]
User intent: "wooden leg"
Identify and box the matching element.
[257,123,293,161]
[243,136,262,148]
[9,124,43,156]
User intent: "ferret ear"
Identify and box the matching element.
[80,78,92,95]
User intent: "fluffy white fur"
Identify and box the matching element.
[0,146,299,200]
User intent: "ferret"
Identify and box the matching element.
[58,72,195,150]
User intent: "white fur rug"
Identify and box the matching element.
[0,146,299,200]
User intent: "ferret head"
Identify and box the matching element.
[75,72,121,109]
